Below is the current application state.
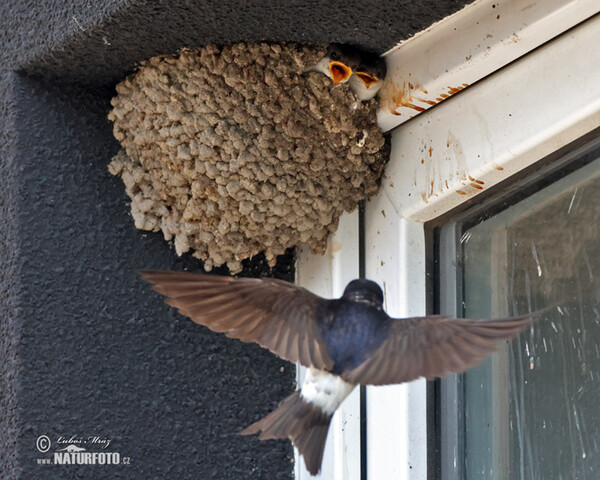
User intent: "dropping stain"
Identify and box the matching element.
[457,190,467,195]
[447,86,464,95]
[381,209,386,218]
[405,104,425,112]
[428,147,433,157]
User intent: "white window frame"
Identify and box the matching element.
[295,2,600,477]
[437,147,600,480]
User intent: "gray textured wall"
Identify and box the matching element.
[0,0,468,478]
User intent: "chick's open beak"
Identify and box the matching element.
[328,61,353,84]
[356,72,379,88]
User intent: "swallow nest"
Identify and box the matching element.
[108,43,388,273]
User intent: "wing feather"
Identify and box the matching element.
[342,313,540,385]
[142,270,334,370]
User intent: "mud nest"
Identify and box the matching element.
[108,43,388,273]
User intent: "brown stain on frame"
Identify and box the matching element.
[381,76,471,116]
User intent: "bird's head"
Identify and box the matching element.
[328,61,353,85]
[325,45,360,84]
[304,44,360,85]
[354,52,386,89]
[343,279,384,308]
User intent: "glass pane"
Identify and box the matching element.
[458,154,600,479]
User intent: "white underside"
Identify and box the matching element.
[300,368,355,415]
[304,58,332,80]
[349,75,381,101]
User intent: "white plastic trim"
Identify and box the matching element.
[380,14,600,223]
[296,211,361,480]
[378,0,600,132]
[362,12,600,480]
[364,209,428,479]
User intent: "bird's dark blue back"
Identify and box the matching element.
[316,299,391,375]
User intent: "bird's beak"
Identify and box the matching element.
[328,61,353,84]
[356,72,379,88]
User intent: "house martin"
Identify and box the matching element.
[142,271,546,475]
[348,50,387,101]
[304,44,360,85]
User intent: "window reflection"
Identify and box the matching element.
[458,155,600,479]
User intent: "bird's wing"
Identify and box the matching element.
[341,313,538,386]
[142,271,334,370]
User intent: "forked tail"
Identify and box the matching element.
[241,391,332,475]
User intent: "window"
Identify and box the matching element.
[438,136,600,480]
[296,6,600,479]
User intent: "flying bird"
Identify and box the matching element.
[142,271,544,475]
[304,44,360,85]
[348,50,387,101]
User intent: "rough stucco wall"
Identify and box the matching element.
[0,0,472,478]
[1,0,470,87]
[8,76,295,479]
[0,72,21,479]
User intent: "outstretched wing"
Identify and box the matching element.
[141,271,334,370]
[341,313,538,386]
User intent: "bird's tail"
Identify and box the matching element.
[241,391,332,475]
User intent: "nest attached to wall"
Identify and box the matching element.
[108,43,388,273]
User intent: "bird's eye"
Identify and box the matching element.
[329,50,339,60]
